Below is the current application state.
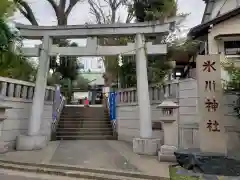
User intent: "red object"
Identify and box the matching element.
[84,99,89,105]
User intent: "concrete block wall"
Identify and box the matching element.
[0,77,54,149]
[178,79,240,152]
[117,104,165,142]
[116,82,179,143]
[116,78,240,153]
[178,79,199,149]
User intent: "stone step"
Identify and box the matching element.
[56,127,112,130]
[60,116,108,119]
[58,122,112,129]
[56,131,113,135]
[63,108,107,111]
[63,106,106,109]
[58,122,110,126]
[58,125,112,129]
[57,130,113,133]
[0,160,164,180]
[56,135,116,140]
[61,110,108,114]
[60,117,109,120]
[58,120,111,123]
[56,129,113,133]
[62,110,108,115]
[61,112,108,115]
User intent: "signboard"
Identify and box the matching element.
[196,55,227,154]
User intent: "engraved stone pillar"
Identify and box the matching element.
[196,55,227,154]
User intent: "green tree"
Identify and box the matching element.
[221,60,240,118]
[0,0,16,18]
[89,0,182,88]
[0,51,36,81]
[131,0,177,22]
[0,1,36,81]
[116,0,178,87]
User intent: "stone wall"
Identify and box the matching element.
[178,79,199,149]
[178,79,240,152]
[0,77,54,149]
[116,82,179,143]
[116,78,240,153]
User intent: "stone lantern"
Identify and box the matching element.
[157,100,179,162]
[157,100,178,115]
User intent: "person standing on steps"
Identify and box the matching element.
[84,97,89,107]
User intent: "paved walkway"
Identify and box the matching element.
[0,140,172,178]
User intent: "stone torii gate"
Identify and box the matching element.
[15,21,175,155]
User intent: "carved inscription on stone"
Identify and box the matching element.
[205,98,219,112]
[203,61,216,72]
[197,55,226,153]
[207,120,220,132]
[205,81,216,92]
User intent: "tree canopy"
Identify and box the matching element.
[0,0,16,18]
[0,0,36,81]
[131,0,177,22]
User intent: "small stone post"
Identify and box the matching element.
[157,100,179,162]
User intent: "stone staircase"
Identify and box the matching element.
[56,106,116,140]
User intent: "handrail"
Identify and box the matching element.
[52,95,65,134]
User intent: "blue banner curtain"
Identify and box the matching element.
[108,92,117,121]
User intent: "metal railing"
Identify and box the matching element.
[51,93,66,140]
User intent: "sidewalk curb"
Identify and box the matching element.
[0,159,169,180]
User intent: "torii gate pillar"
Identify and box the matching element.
[16,36,51,150]
[133,34,162,155]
